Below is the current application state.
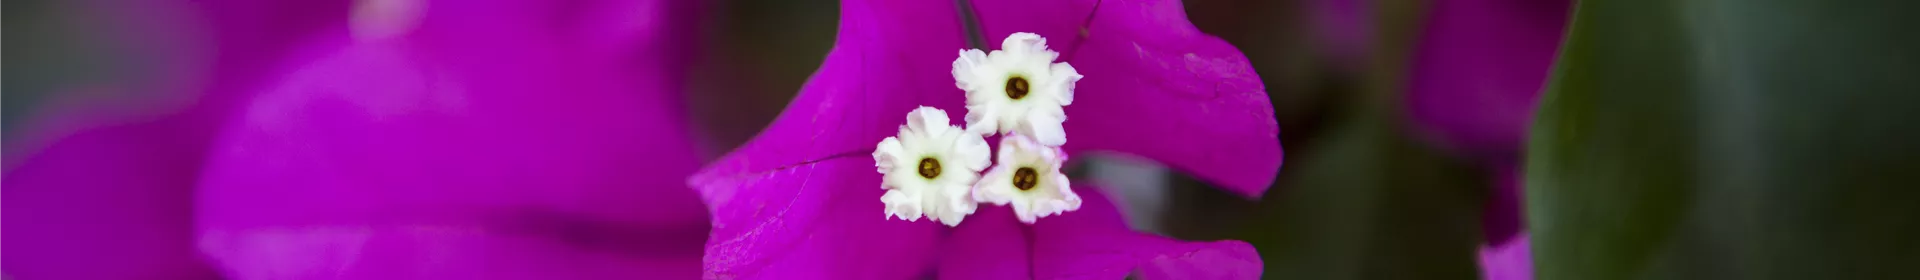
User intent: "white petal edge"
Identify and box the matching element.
[1024,112,1067,147]
[907,107,951,137]
[963,106,998,136]
[874,137,904,174]
[881,190,922,222]
[1048,62,1081,106]
[954,49,992,93]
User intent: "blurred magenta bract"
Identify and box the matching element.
[4,0,713,279]
[1479,234,1533,280]
[1310,0,1370,69]
[690,0,1280,279]
[2,0,350,278]
[1406,0,1572,278]
[1407,0,1570,163]
[191,0,712,278]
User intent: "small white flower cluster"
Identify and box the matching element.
[874,33,1084,226]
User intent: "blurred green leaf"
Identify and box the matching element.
[1528,0,1920,279]
[1251,110,1488,280]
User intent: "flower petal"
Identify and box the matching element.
[874,137,906,173]
[1309,0,1371,67]
[974,0,1283,198]
[908,107,954,138]
[1,89,224,279]
[1025,110,1069,147]
[1485,164,1526,244]
[1033,185,1262,280]
[573,0,704,65]
[695,157,945,279]
[1049,62,1081,106]
[956,131,994,171]
[2,0,346,277]
[963,106,1001,136]
[1407,0,1571,160]
[938,206,1034,280]
[955,49,995,93]
[692,0,967,185]
[1478,234,1533,280]
[691,0,966,277]
[199,225,704,279]
[196,10,709,277]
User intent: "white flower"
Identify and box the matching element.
[953,32,1082,146]
[874,107,992,226]
[974,134,1081,224]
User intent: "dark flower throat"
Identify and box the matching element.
[1013,167,1039,190]
[1006,76,1030,99]
[918,158,942,179]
